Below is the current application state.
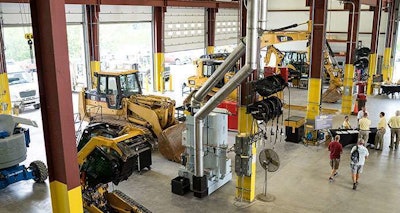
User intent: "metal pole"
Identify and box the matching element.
[264,166,267,195]
[260,0,268,31]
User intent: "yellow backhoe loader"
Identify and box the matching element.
[78,70,185,163]
[186,57,238,101]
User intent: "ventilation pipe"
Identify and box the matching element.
[193,0,261,177]
[192,42,246,106]
[260,0,268,31]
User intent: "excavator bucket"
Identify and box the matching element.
[322,87,342,103]
[159,123,186,163]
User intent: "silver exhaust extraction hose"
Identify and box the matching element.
[192,42,246,107]
[193,0,261,177]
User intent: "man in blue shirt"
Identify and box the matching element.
[350,139,369,190]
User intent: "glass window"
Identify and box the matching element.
[100,23,153,92]
[120,74,140,94]
[7,71,32,85]
[99,76,107,94]
[107,77,117,94]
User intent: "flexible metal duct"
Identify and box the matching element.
[193,0,262,177]
[192,43,246,106]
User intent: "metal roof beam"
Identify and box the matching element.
[0,0,239,8]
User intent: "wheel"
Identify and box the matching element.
[34,104,40,110]
[29,160,48,183]
[175,58,181,65]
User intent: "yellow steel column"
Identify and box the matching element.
[154,52,164,92]
[236,107,256,202]
[206,46,215,54]
[382,48,391,81]
[341,64,355,114]
[50,181,83,213]
[90,61,100,89]
[366,53,377,95]
[168,73,173,91]
[0,73,11,114]
[306,78,322,120]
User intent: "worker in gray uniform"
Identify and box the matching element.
[388,110,400,150]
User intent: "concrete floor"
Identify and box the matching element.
[1,84,400,213]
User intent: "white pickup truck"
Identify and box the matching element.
[7,70,40,112]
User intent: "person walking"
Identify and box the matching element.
[328,135,343,182]
[374,112,386,150]
[350,139,369,190]
[388,110,400,150]
[358,113,371,146]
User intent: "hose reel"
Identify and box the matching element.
[253,75,287,97]
[247,75,286,122]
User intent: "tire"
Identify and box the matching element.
[29,160,48,183]
[175,58,181,65]
[34,104,40,110]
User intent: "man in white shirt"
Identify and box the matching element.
[357,106,368,121]
[357,107,368,129]
[350,139,369,190]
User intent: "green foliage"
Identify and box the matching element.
[4,27,33,61]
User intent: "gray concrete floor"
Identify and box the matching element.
[1,87,400,213]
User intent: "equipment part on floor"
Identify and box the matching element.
[78,69,184,163]
[78,122,152,212]
[257,148,280,202]
[78,123,152,185]
[174,111,232,198]
[83,186,152,213]
[284,116,306,143]
[0,114,48,189]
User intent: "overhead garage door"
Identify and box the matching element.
[215,8,239,47]
[100,5,152,23]
[164,7,205,53]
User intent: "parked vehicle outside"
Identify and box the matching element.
[7,70,40,113]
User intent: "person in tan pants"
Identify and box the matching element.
[374,112,386,150]
[388,110,400,150]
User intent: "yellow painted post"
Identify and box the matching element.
[168,73,173,91]
[154,53,164,92]
[206,46,215,55]
[144,75,149,92]
[90,61,100,89]
[382,48,391,82]
[306,78,322,120]
[50,181,83,213]
[367,53,377,95]
[0,73,11,114]
[341,64,355,114]
[236,107,257,202]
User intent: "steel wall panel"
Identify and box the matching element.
[164,7,205,52]
[215,8,239,47]
[100,5,152,22]
[0,4,152,24]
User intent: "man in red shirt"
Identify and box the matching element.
[328,135,343,182]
